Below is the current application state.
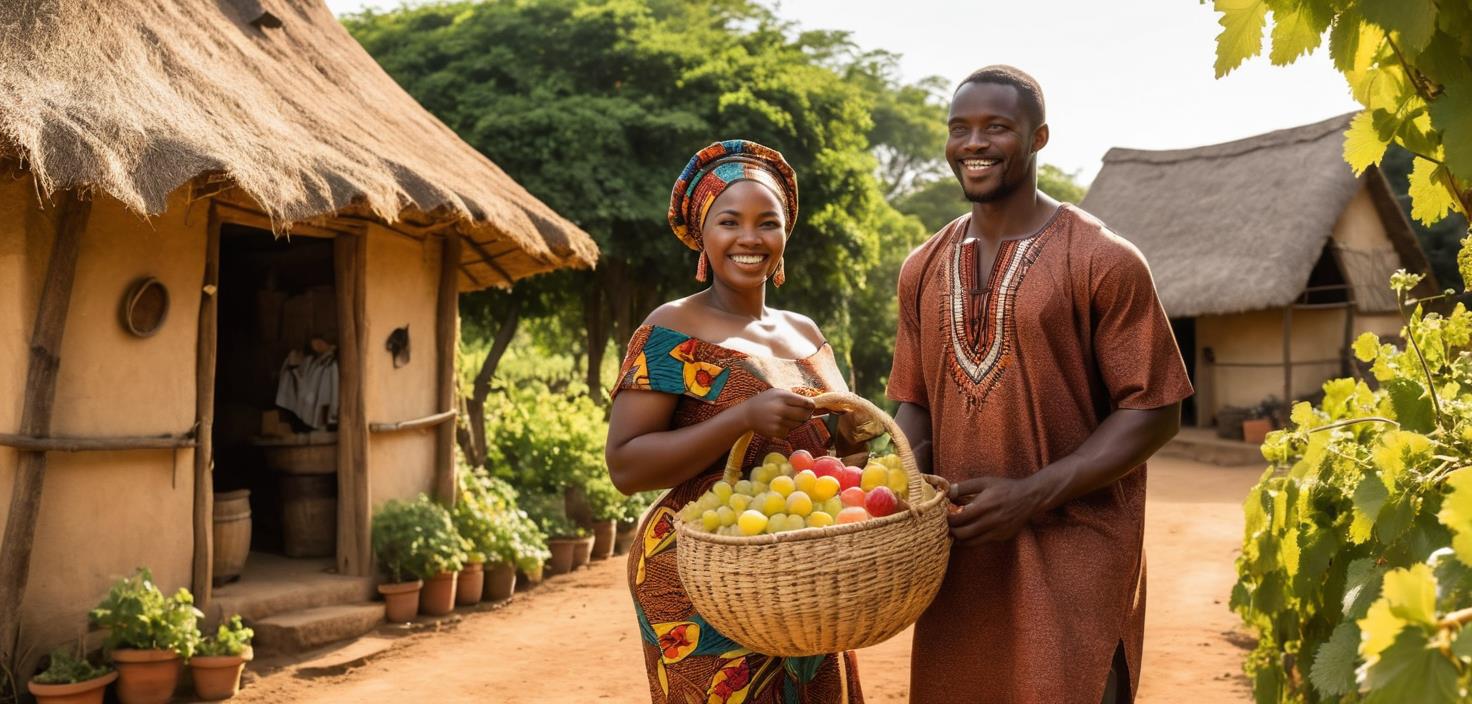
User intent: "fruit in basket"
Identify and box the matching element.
[738,510,768,536]
[812,475,840,501]
[717,505,737,526]
[836,507,870,524]
[865,486,898,518]
[728,493,753,513]
[786,491,813,517]
[807,511,834,528]
[790,449,816,472]
[759,492,787,516]
[702,510,721,531]
[794,469,817,495]
[770,475,796,497]
[813,455,844,478]
[838,466,863,490]
[712,481,733,502]
[861,464,888,491]
[841,487,867,508]
[821,496,843,516]
[763,452,787,466]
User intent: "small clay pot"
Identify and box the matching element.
[455,562,485,606]
[547,539,578,575]
[1242,418,1273,445]
[485,562,516,601]
[111,649,181,704]
[517,563,544,590]
[419,571,458,616]
[571,535,595,569]
[590,520,617,560]
[614,522,637,555]
[378,580,423,623]
[27,670,117,704]
[189,650,251,701]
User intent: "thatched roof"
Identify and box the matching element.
[1080,113,1431,317]
[0,0,598,289]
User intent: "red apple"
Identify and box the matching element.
[838,465,864,490]
[841,487,867,508]
[865,486,898,518]
[789,449,816,472]
[813,456,844,479]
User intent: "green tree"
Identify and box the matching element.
[346,0,937,401]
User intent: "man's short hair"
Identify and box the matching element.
[956,65,1045,128]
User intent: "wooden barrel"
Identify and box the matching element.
[212,490,251,584]
[281,474,336,557]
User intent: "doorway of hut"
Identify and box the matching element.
[1170,317,1198,427]
[211,224,342,588]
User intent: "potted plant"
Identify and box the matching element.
[583,475,624,561]
[454,469,506,605]
[89,568,201,704]
[189,616,253,700]
[373,494,469,619]
[27,646,115,704]
[538,512,588,575]
[455,552,486,607]
[511,512,550,590]
[614,492,656,555]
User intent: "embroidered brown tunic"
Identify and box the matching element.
[614,324,865,704]
[886,205,1192,703]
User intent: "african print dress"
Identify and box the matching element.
[613,324,864,704]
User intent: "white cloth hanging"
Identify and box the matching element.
[274,346,339,429]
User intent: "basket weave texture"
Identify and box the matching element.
[675,391,952,657]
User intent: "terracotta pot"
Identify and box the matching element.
[27,670,117,704]
[111,649,181,704]
[1242,418,1273,446]
[419,571,458,615]
[547,539,578,575]
[614,522,637,555]
[485,562,516,601]
[190,651,251,701]
[517,563,544,591]
[571,535,595,569]
[378,580,423,623]
[455,562,485,606]
[590,520,617,560]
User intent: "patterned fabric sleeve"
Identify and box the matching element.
[1090,237,1194,410]
[610,325,731,403]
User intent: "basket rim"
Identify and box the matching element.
[676,474,951,547]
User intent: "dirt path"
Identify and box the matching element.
[233,456,1257,703]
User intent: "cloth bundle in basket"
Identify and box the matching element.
[675,392,952,657]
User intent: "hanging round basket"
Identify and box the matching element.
[120,276,170,338]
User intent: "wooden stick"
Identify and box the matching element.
[369,410,457,434]
[462,236,515,286]
[192,204,221,608]
[334,234,371,577]
[434,233,461,506]
[0,433,196,452]
[0,192,90,661]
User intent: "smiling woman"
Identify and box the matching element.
[602,139,873,702]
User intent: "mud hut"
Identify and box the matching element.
[0,0,597,666]
[1081,113,1435,429]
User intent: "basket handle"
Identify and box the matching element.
[722,391,923,501]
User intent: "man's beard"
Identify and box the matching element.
[962,172,1020,204]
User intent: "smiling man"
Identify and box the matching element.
[887,66,1193,703]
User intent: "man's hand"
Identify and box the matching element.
[946,476,1047,546]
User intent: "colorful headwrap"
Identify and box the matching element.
[668,140,799,283]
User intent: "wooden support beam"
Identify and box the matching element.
[0,432,195,452]
[462,237,514,286]
[334,234,371,577]
[369,410,457,434]
[1282,306,1294,405]
[0,193,90,661]
[434,234,461,506]
[192,204,221,608]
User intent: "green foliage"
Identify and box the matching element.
[519,491,586,539]
[460,468,551,571]
[371,495,470,583]
[584,472,629,522]
[196,616,253,658]
[484,371,608,496]
[1210,0,1472,231]
[31,647,110,685]
[1380,146,1469,291]
[1232,272,1472,702]
[88,568,202,658]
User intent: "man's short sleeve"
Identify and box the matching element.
[1091,239,1194,410]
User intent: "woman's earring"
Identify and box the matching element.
[773,257,786,287]
[695,250,710,282]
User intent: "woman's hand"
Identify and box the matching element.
[740,389,817,439]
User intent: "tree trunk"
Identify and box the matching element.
[457,296,521,469]
[584,276,608,399]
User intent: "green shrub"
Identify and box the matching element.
[371,494,470,583]
[520,491,585,539]
[89,568,202,658]
[196,616,253,658]
[584,473,628,523]
[485,379,607,497]
[32,647,110,685]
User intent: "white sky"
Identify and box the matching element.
[326,0,1361,185]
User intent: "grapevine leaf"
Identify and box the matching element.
[1268,2,1328,65]
[1377,495,1416,544]
[1381,563,1437,626]
[1351,473,1390,544]
[1453,624,1472,660]
[1437,469,1472,567]
[1358,628,1459,703]
[1328,7,1363,72]
[1358,597,1405,662]
[1294,527,1339,593]
[1409,157,1461,226]
[1428,74,1472,178]
[1282,526,1301,577]
[1459,237,1472,294]
[1290,401,1319,430]
[1344,110,1390,175]
[1372,430,1432,486]
[1253,570,1287,615]
[1360,0,1437,53]
[1309,620,1360,697]
[1353,331,1380,362]
[1384,378,1434,433]
[1213,0,1268,78]
[1344,557,1385,619]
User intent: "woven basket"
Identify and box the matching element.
[676,391,952,657]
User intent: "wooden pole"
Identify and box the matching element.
[434,234,461,506]
[1282,305,1294,406]
[0,432,195,452]
[192,205,221,607]
[0,192,90,660]
[334,234,370,577]
[370,410,456,434]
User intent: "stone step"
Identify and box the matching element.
[207,555,374,627]
[250,603,384,655]
[1158,428,1265,467]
